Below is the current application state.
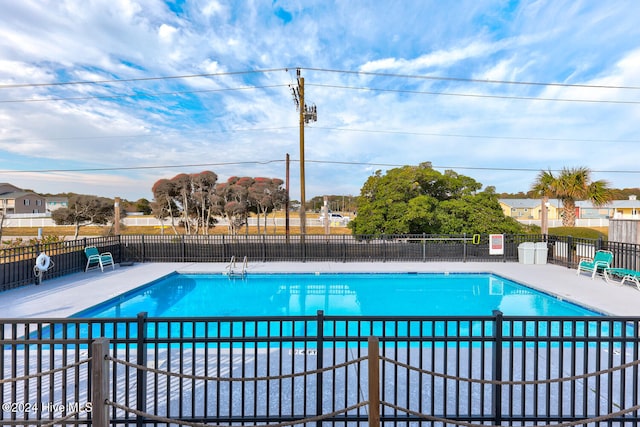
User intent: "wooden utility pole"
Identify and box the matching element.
[298,76,306,237]
[323,195,330,235]
[541,197,549,236]
[114,197,121,235]
[286,153,290,238]
[290,68,317,237]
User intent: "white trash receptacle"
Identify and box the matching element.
[534,242,548,264]
[518,242,535,264]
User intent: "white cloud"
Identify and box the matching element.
[360,40,501,73]
[1,0,640,201]
[158,23,178,42]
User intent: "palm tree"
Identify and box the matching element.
[531,170,555,235]
[532,167,612,227]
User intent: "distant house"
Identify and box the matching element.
[46,196,69,212]
[576,200,613,219]
[498,199,562,221]
[608,195,640,219]
[0,183,47,215]
[500,197,640,222]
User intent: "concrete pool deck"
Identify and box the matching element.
[1,261,639,318]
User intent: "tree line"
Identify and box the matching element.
[150,172,287,235]
[50,171,287,237]
[46,164,615,239]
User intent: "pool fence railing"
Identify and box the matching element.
[2,311,640,426]
[3,232,639,292]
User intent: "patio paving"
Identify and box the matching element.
[1,261,639,318]
[2,260,639,426]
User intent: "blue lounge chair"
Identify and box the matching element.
[576,250,613,279]
[604,267,640,291]
[84,246,115,272]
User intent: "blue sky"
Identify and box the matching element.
[1,0,640,201]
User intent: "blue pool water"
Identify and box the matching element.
[74,272,600,318]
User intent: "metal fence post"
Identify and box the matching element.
[567,235,574,268]
[91,338,110,427]
[503,234,509,262]
[342,234,347,263]
[141,235,146,263]
[367,336,380,427]
[492,310,503,425]
[463,233,467,262]
[302,234,306,262]
[222,234,226,261]
[136,312,148,427]
[316,310,324,427]
[383,238,386,262]
[117,234,122,263]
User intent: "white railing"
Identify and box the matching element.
[517,218,611,228]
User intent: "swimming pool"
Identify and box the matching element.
[73,272,600,318]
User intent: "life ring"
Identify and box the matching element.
[35,253,51,272]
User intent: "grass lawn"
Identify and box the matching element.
[1,224,352,239]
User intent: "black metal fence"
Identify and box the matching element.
[0,235,122,291]
[2,311,640,426]
[1,232,636,293]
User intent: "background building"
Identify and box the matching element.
[0,183,47,215]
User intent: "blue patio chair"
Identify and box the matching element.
[604,267,640,291]
[576,250,613,279]
[84,246,115,272]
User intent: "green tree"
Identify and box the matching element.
[434,191,523,234]
[52,195,124,239]
[248,178,287,234]
[151,178,180,234]
[532,167,612,227]
[349,163,521,235]
[151,171,220,235]
[217,176,254,235]
[134,198,152,215]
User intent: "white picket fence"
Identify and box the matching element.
[1,215,347,228]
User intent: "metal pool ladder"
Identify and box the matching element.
[225,255,248,277]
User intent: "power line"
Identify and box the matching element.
[2,67,638,107]
[0,68,289,89]
[2,125,639,144]
[1,159,639,175]
[309,126,640,144]
[305,160,640,174]
[0,126,299,143]
[0,159,284,174]
[3,80,636,106]
[308,83,640,105]
[0,84,289,104]
[301,67,640,91]
[3,66,638,91]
